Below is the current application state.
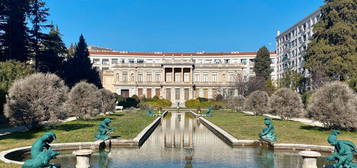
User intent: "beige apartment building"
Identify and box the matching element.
[89,48,277,107]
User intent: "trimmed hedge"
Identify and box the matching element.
[185,98,224,110]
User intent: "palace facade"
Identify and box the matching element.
[89,48,277,107]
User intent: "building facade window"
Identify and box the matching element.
[194,73,200,82]
[112,58,118,64]
[175,88,180,100]
[138,88,143,97]
[155,88,160,97]
[102,59,109,65]
[184,88,189,100]
[155,73,161,82]
[122,72,128,82]
[138,73,143,82]
[212,73,217,82]
[147,88,152,98]
[166,88,171,100]
[93,59,100,64]
[203,73,208,82]
[146,73,152,82]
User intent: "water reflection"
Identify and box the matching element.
[53,112,319,168]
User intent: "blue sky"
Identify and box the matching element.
[46,0,323,52]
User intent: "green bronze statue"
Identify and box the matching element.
[31,132,56,159]
[326,130,357,168]
[95,118,113,140]
[23,132,60,168]
[259,118,276,143]
[23,149,60,168]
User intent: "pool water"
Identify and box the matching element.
[24,112,332,168]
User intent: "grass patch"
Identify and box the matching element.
[207,110,357,145]
[0,110,154,168]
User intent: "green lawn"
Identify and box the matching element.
[0,110,154,168]
[207,110,357,146]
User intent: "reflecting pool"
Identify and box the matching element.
[22,112,331,167]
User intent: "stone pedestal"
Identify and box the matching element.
[73,149,93,168]
[299,150,321,168]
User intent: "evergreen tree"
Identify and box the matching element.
[304,0,357,82]
[254,46,272,80]
[64,34,102,88]
[38,26,67,75]
[28,0,50,70]
[2,0,30,62]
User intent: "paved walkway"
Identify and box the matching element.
[242,111,324,127]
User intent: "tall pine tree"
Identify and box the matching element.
[38,26,67,74]
[28,0,50,71]
[2,0,30,62]
[254,46,272,80]
[64,34,102,88]
[304,0,357,82]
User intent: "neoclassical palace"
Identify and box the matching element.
[89,47,277,107]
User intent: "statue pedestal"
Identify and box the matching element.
[299,151,321,168]
[73,149,93,168]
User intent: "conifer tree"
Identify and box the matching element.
[64,34,102,88]
[2,0,30,62]
[28,0,50,70]
[38,26,67,74]
[304,0,357,82]
[254,46,272,80]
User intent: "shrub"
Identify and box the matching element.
[185,98,224,110]
[4,73,68,129]
[244,91,270,115]
[139,98,172,110]
[226,95,245,112]
[185,99,201,109]
[270,88,304,120]
[118,96,140,109]
[65,81,101,119]
[308,82,357,130]
[0,61,34,124]
[98,89,116,113]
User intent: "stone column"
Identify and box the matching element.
[73,149,93,168]
[299,151,321,168]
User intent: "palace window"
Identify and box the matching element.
[166,88,171,100]
[212,73,217,82]
[203,73,208,82]
[175,88,180,100]
[137,59,144,63]
[194,73,200,82]
[184,88,189,100]
[146,73,152,82]
[122,72,128,82]
[147,88,152,98]
[129,59,135,63]
[138,73,143,82]
[102,59,109,65]
[155,73,161,82]
[138,88,143,97]
[112,58,118,64]
[93,59,100,64]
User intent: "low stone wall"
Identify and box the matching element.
[0,111,167,165]
[190,111,333,153]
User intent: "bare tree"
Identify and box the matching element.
[4,73,68,129]
[270,88,304,120]
[65,81,101,119]
[308,82,357,130]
